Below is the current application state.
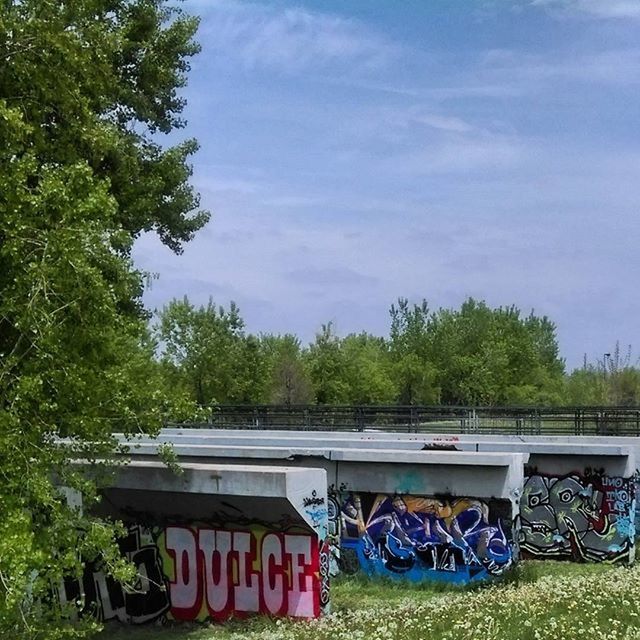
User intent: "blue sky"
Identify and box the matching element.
[134,0,640,370]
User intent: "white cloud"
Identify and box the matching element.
[409,113,476,133]
[150,0,640,367]
[476,47,640,88]
[377,134,522,175]
[195,0,399,74]
[531,0,640,19]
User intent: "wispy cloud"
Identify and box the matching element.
[196,0,400,74]
[412,113,476,133]
[383,134,524,175]
[473,47,640,92]
[531,0,640,19]
[349,105,523,175]
[141,0,640,367]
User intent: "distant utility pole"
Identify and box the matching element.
[603,353,611,405]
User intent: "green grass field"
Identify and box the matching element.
[98,560,640,640]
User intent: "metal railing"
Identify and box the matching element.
[171,405,640,436]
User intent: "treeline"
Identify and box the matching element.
[152,296,640,408]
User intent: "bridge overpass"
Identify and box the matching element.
[68,413,640,626]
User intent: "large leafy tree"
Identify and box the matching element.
[260,334,313,405]
[387,298,565,406]
[340,333,396,405]
[304,329,396,405]
[426,299,565,405]
[305,323,351,404]
[389,299,440,404]
[156,298,264,405]
[0,1,207,636]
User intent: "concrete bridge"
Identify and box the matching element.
[73,425,638,625]
[128,429,636,567]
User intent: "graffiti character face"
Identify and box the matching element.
[520,475,563,552]
[520,473,632,563]
[549,476,603,538]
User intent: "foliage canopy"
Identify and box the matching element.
[156,296,572,408]
[0,0,207,636]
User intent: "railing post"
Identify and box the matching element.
[515,417,523,435]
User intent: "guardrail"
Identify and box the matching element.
[170,405,640,436]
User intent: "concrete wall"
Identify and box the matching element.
[121,430,637,566]
[329,490,513,583]
[65,462,330,624]
[117,435,526,585]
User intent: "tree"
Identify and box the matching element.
[388,299,440,404]
[156,298,260,405]
[603,344,640,406]
[387,298,565,406]
[305,323,350,404]
[426,299,565,405]
[260,334,313,405]
[566,344,640,406]
[340,333,396,404]
[0,1,207,636]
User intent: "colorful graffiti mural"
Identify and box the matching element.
[330,492,513,583]
[61,523,327,624]
[519,471,636,563]
[633,471,640,539]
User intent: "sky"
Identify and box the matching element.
[133,0,640,370]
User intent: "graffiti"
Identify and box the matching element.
[303,490,326,508]
[318,539,331,608]
[163,525,320,620]
[327,496,339,538]
[60,526,170,624]
[66,523,325,624]
[325,496,341,576]
[519,471,636,563]
[305,506,329,529]
[334,493,513,583]
[633,470,640,537]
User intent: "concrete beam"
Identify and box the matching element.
[120,431,634,477]
[99,461,326,535]
[70,461,331,623]
[107,434,527,584]
[122,432,428,451]
[117,440,525,502]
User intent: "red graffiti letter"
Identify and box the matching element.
[285,534,318,618]
[261,533,285,615]
[165,526,202,620]
[233,531,259,613]
[199,528,233,619]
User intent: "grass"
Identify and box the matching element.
[98,560,640,640]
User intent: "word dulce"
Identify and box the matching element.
[164,526,321,620]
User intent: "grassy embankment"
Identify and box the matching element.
[100,561,640,640]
